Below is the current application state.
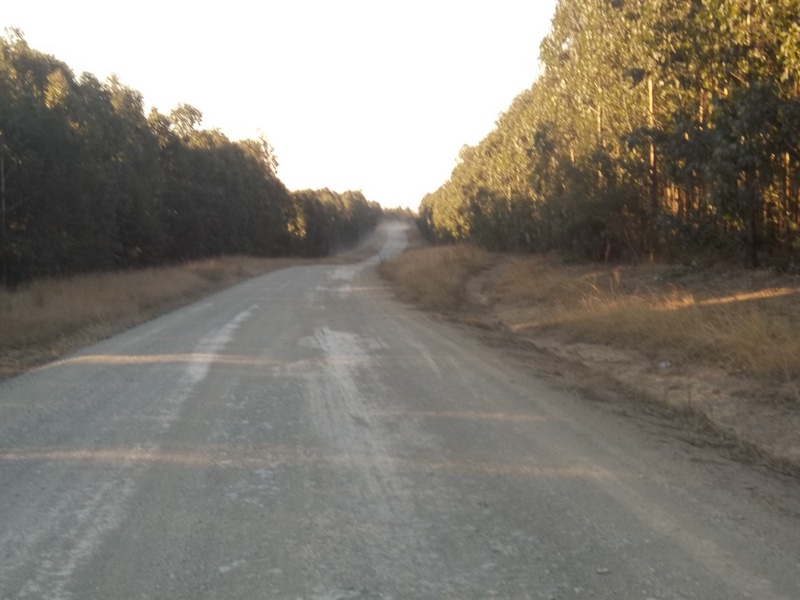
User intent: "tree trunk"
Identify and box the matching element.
[745,170,760,268]
[648,78,658,214]
[784,153,791,214]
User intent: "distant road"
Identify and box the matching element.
[1,221,799,599]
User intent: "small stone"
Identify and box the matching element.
[595,567,611,575]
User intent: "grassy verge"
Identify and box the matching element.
[378,244,495,312]
[382,244,800,381]
[489,257,800,380]
[383,241,800,473]
[0,256,314,378]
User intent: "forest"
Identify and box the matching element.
[419,0,800,268]
[0,30,382,286]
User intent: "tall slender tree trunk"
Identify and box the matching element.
[597,102,604,187]
[785,152,792,229]
[745,170,760,268]
[648,78,658,214]
[597,102,604,148]
[698,89,706,124]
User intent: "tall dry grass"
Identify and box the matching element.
[489,257,800,379]
[381,244,800,379]
[379,244,495,312]
[0,256,302,376]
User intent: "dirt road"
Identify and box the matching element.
[1,222,799,599]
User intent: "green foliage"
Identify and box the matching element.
[419,0,800,268]
[0,32,381,284]
[289,189,382,257]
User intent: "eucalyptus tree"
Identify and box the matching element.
[0,32,85,279]
[534,0,655,257]
[105,76,166,265]
[290,189,382,256]
[419,0,800,266]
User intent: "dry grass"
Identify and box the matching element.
[489,257,800,379]
[381,243,800,379]
[0,256,307,377]
[382,244,800,471]
[573,287,800,378]
[379,244,495,312]
[0,222,396,379]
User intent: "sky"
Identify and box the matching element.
[1,1,558,208]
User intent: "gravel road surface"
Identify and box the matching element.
[1,221,799,599]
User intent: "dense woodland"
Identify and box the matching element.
[0,31,381,285]
[419,0,800,268]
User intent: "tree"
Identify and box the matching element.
[419,0,800,268]
[0,31,380,284]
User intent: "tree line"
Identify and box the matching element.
[419,0,800,268]
[0,30,382,285]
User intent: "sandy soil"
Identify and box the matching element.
[461,260,800,477]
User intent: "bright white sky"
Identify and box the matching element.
[2,1,557,208]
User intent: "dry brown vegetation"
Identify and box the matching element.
[385,246,800,380]
[383,244,800,471]
[378,244,494,312]
[488,258,800,380]
[0,222,395,380]
[0,256,311,378]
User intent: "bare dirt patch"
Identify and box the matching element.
[383,246,800,476]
